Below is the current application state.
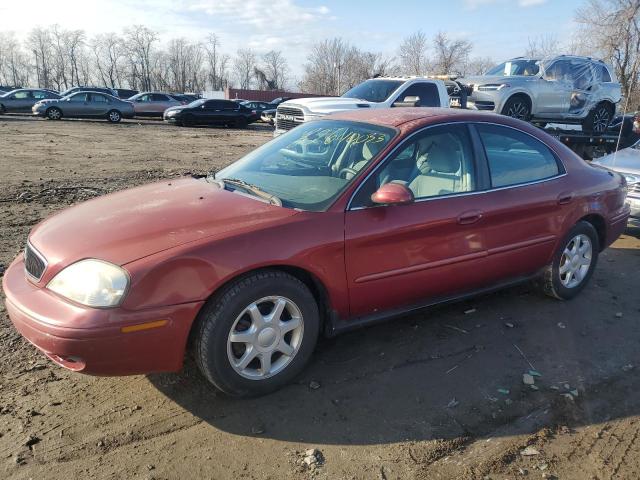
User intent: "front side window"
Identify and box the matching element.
[351,124,477,207]
[477,124,560,188]
[69,93,89,102]
[13,91,30,99]
[342,79,404,103]
[217,120,396,211]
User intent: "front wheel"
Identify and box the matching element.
[46,107,62,120]
[501,96,531,121]
[107,110,122,123]
[539,221,599,300]
[194,270,320,396]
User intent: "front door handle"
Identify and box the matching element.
[457,210,483,225]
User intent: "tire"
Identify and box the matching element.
[107,110,122,123]
[540,221,599,300]
[235,117,248,129]
[46,107,62,120]
[501,95,531,121]
[194,270,320,397]
[582,102,613,134]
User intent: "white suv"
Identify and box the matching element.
[458,55,621,133]
[275,77,449,135]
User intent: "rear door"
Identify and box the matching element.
[10,90,33,112]
[471,123,571,283]
[151,93,172,115]
[88,93,111,117]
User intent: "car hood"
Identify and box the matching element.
[593,147,640,175]
[34,98,61,105]
[457,75,532,86]
[28,178,298,269]
[165,105,186,113]
[281,97,376,115]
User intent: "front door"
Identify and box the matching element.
[344,123,492,318]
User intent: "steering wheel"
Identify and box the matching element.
[338,167,358,179]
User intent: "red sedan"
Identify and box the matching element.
[3,109,630,396]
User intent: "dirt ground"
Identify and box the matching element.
[1,115,640,480]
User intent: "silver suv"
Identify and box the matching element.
[458,55,621,133]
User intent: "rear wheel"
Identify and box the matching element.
[194,270,320,397]
[582,102,613,134]
[501,95,531,121]
[539,221,599,300]
[107,110,122,123]
[46,107,62,120]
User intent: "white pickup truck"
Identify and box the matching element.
[274,77,450,135]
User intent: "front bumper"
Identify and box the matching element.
[468,90,506,112]
[2,255,203,376]
[628,196,640,226]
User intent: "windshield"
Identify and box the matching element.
[342,79,404,103]
[216,120,396,211]
[486,59,540,76]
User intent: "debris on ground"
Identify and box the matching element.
[447,398,459,408]
[497,388,510,395]
[557,322,566,329]
[298,448,324,471]
[520,446,540,456]
[523,374,535,385]
[464,308,477,314]
[505,322,515,328]
[615,312,623,318]
[623,364,634,372]
[309,380,321,390]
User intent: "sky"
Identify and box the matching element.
[0,0,585,79]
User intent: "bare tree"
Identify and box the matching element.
[398,30,429,76]
[464,56,496,75]
[91,33,124,88]
[27,27,53,88]
[261,50,289,90]
[525,34,560,58]
[575,0,640,104]
[203,33,229,90]
[123,25,158,91]
[165,38,205,92]
[299,38,349,95]
[233,48,256,89]
[0,32,30,87]
[431,32,472,75]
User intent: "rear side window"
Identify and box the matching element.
[399,83,440,107]
[476,124,561,188]
[595,64,612,83]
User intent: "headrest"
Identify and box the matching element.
[416,142,460,174]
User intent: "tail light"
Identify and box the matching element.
[252,110,257,115]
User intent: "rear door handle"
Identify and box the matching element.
[557,193,574,205]
[457,210,483,225]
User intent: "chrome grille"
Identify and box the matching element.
[630,182,640,195]
[24,243,47,280]
[276,106,304,131]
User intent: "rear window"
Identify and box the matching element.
[477,124,561,188]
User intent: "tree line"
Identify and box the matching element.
[0,0,638,102]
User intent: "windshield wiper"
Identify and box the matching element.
[217,178,282,206]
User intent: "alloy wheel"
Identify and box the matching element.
[48,108,61,120]
[109,111,121,122]
[227,296,304,380]
[506,102,529,120]
[559,234,592,288]
[592,107,610,133]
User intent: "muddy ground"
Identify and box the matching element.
[1,115,640,480]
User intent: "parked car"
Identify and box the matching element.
[59,86,118,98]
[32,91,134,123]
[128,92,183,117]
[0,89,61,113]
[3,108,630,396]
[592,141,640,227]
[163,99,259,127]
[116,88,139,99]
[458,55,621,133]
[269,97,291,106]
[606,112,640,149]
[261,108,276,125]
[241,100,274,114]
[275,77,449,135]
[170,93,200,104]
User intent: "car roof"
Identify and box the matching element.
[325,107,513,129]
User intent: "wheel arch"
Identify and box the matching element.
[506,92,532,110]
[579,213,607,251]
[187,264,336,348]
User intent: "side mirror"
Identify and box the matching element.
[393,96,421,108]
[371,182,414,205]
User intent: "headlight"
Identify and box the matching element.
[166,110,177,116]
[47,259,129,307]
[477,83,510,91]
